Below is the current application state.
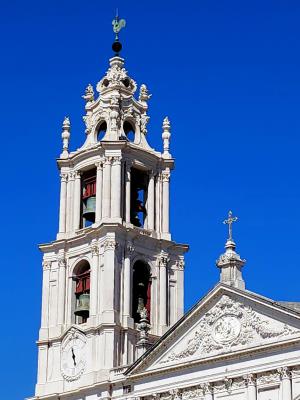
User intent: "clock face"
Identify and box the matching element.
[61,330,86,381]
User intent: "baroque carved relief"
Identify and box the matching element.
[160,294,299,364]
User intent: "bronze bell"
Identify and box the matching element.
[82,196,96,222]
[74,293,90,317]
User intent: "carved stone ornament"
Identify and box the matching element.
[57,256,66,268]
[90,241,99,256]
[139,84,152,102]
[161,294,299,364]
[82,83,94,102]
[175,259,185,270]
[97,57,137,94]
[257,370,280,385]
[42,260,51,270]
[104,239,118,251]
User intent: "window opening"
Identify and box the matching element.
[81,169,96,227]
[73,262,90,324]
[97,121,107,141]
[132,261,151,323]
[130,168,148,227]
[123,121,135,142]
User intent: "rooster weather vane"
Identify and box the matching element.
[112,10,126,55]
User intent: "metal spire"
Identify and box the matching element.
[112,10,126,55]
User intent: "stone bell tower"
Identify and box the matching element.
[34,17,188,399]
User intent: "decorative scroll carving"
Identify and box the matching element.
[257,370,280,385]
[57,256,66,268]
[42,260,51,270]
[90,241,99,256]
[104,239,118,251]
[161,294,299,364]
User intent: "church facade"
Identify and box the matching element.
[28,23,300,400]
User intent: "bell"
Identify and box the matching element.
[74,293,90,317]
[82,196,96,222]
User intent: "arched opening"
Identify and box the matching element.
[123,121,135,142]
[97,121,107,141]
[130,168,148,227]
[81,168,96,227]
[132,261,151,323]
[73,260,90,324]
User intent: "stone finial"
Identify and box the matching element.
[136,308,151,356]
[82,84,94,102]
[162,117,171,158]
[139,84,152,102]
[61,116,70,158]
[216,211,246,290]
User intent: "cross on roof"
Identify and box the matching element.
[223,210,238,241]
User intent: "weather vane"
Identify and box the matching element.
[112,10,126,55]
[223,210,238,241]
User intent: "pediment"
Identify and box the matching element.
[128,285,300,375]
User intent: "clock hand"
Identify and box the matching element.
[71,347,76,366]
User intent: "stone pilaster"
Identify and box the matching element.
[102,157,112,219]
[72,170,81,231]
[95,160,103,223]
[58,173,68,234]
[111,156,122,220]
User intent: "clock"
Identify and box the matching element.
[61,329,86,381]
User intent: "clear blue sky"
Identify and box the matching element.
[2,0,300,398]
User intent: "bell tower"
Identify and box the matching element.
[34,17,188,399]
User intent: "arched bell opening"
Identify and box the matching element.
[123,121,135,142]
[81,168,97,228]
[130,168,148,227]
[73,260,90,324]
[132,260,151,323]
[97,121,107,141]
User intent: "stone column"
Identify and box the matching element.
[162,169,170,233]
[73,171,81,231]
[159,253,169,330]
[102,157,112,219]
[111,156,122,219]
[155,173,161,232]
[147,171,155,230]
[66,171,75,232]
[101,238,117,321]
[90,241,99,317]
[125,163,131,223]
[57,256,66,326]
[245,374,257,400]
[58,173,68,233]
[41,261,51,328]
[124,243,134,319]
[95,161,103,223]
[279,367,292,400]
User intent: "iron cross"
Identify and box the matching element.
[223,210,238,241]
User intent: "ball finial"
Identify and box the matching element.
[112,11,126,55]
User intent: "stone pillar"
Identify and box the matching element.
[155,173,161,232]
[41,261,51,329]
[90,241,99,317]
[279,367,292,400]
[102,157,112,219]
[162,169,170,233]
[57,256,66,326]
[124,243,134,319]
[95,161,103,223]
[66,171,75,232]
[73,171,81,231]
[58,173,68,233]
[101,238,117,322]
[159,253,169,330]
[245,374,257,400]
[147,172,155,230]
[111,156,122,219]
[125,163,131,223]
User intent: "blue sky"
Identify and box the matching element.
[1,0,300,398]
